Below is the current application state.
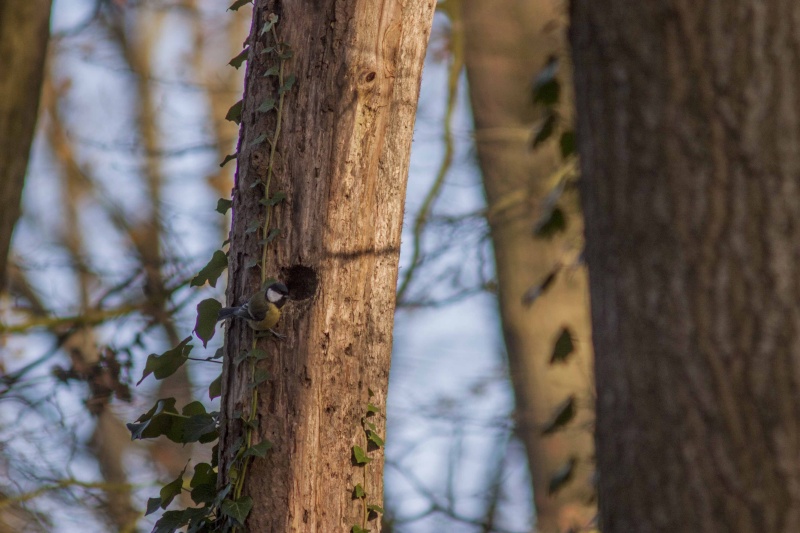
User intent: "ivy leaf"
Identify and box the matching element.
[191,250,228,288]
[533,79,560,106]
[183,412,218,443]
[145,497,162,516]
[250,133,267,147]
[220,153,237,167]
[548,457,577,495]
[279,74,296,95]
[351,526,370,533]
[216,198,232,215]
[229,47,250,69]
[521,269,558,307]
[249,368,271,389]
[260,13,278,34]
[208,373,222,400]
[550,328,575,364]
[366,504,384,514]
[194,299,222,348]
[221,496,253,525]
[534,206,567,239]
[138,337,193,385]
[242,440,272,458]
[352,445,371,465]
[227,0,252,11]
[366,403,379,415]
[260,228,280,245]
[532,55,559,103]
[153,510,191,533]
[225,99,243,124]
[190,463,216,488]
[541,395,576,435]
[352,483,366,499]
[532,112,556,148]
[245,219,261,235]
[127,398,178,440]
[257,98,276,113]
[367,430,384,448]
[262,65,279,77]
[260,191,286,206]
[159,469,185,509]
[560,130,576,159]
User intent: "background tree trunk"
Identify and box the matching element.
[219,1,435,531]
[572,2,800,531]
[0,0,52,290]
[461,1,595,530]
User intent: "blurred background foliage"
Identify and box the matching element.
[0,0,594,532]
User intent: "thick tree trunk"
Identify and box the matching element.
[0,0,52,290]
[219,1,435,531]
[461,1,595,531]
[572,2,800,532]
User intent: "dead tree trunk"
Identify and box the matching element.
[461,1,595,530]
[219,1,435,531]
[572,2,800,531]
[0,0,51,289]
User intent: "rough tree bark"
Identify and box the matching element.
[461,1,595,530]
[572,2,800,531]
[219,1,435,531]
[0,0,52,290]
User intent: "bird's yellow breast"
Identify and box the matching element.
[248,303,281,331]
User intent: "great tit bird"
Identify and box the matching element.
[217,282,289,332]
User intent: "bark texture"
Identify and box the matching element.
[219,1,435,531]
[462,1,595,530]
[572,2,800,532]
[0,0,52,290]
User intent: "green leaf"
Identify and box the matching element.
[183,413,218,443]
[277,46,294,60]
[245,219,261,235]
[352,483,366,499]
[367,430,384,448]
[190,463,216,488]
[209,373,222,400]
[153,510,191,533]
[229,47,250,69]
[521,269,558,307]
[249,368,270,388]
[351,526,370,533]
[534,206,567,238]
[260,228,280,245]
[251,348,268,361]
[532,112,556,148]
[532,56,559,102]
[257,98,276,113]
[242,440,272,458]
[159,470,185,509]
[221,496,253,525]
[533,78,560,106]
[352,445,371,465]
[262,65,279,77]
[560,130,576,159]
[145,497,162,516]
[548,457,577,495]
[225,99,243,124]
[260,13,278,34]
[279,74,296,95]
[212,348,224,359]
[191,250,228,288]
[138,337,193,385]
[194,298,222,348]
[127,398,178,440]
[550,328,575,364]
[220,153,237,168]
[267,191,286,206]
[366,504,384,514]
[541,395,576,435]
[227,0,252,11]
[366,403,379,414]
[250,133,267,147]
[216,198,232,215]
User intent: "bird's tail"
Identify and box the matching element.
[217,307,238,321]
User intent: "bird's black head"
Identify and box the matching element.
[265,282,290,308]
